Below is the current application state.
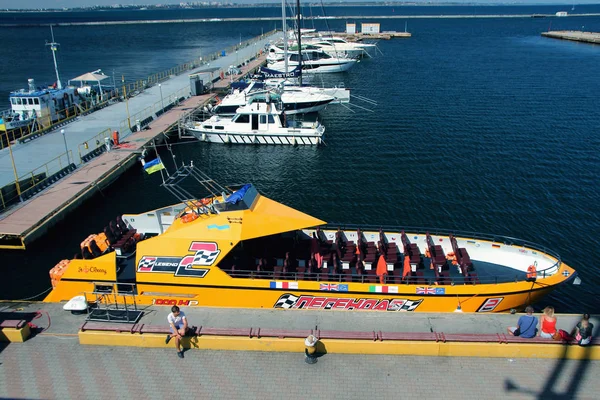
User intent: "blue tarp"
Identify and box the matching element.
[226,184,251,204]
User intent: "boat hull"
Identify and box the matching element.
[44,274,562,313]
[189,130,322,145]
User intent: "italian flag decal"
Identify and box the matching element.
[369,285,398,293]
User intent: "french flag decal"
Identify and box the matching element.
[270,281,299,289]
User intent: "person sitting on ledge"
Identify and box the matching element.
[166,305,188,359]
[507,306,538,338]
[573,313,594,346]
[539,306,558,339]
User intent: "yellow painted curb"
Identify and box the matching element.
[78,331,600,360]
[0,325,31,342]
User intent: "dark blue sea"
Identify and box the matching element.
[1,5,599,313]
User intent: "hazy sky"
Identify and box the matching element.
[0,1,597,11]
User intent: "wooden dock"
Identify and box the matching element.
[541,30,600,44]
[0,46,272,250]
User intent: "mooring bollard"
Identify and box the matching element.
[304,335,318,364]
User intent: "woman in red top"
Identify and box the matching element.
[539,306,557,338]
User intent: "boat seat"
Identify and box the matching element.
[296,267,305,280]
[317,272,329,282]
[458,248,471,264]
[89,240,103,257]
[273,266,283,280]
[365,269,378,283]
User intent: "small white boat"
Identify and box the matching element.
[307,38,373,59]
[186,101,325,145]
[212,80,335,116]
[268,49,357,74]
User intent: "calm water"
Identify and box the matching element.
[1,6,599,313]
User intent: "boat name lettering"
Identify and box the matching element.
[77,266,107,275]
[274,294,423,312]
[152,299,199,306]
[137,255,210,278]
[155,261,179,267]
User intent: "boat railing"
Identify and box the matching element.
[226,268,555,286]
[321,223,563,269]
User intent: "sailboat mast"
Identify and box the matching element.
[47,25,63,90]
[281,0,288,73]
[296,0,302,86]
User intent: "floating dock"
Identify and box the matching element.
[0,31,281,250]
[541,30,600,44]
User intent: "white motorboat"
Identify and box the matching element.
[307,38,371,59]
[186,101,325,146]
[211,79,335,116]
[268,49,357,74]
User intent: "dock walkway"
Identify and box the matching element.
[1,301,599,399]
[0,31,282,249]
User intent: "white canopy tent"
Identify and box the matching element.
[68,70,111,95]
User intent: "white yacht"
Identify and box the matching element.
[268,49,357,74]
[307,38,374,59]
[186,101,325,146]
[211,79,335,116]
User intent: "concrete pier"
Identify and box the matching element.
[542,30,600,44]
[1,301,599,398]
[0,31,281,249]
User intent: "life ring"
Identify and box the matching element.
[181,213,199,223]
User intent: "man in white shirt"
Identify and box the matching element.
[166,305,188,358]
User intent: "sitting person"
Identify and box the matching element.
[539,306,557,339]
[507,306,538,338]
[165,305,188,359]
[573,313,594,346]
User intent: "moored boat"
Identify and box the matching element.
[44,169,578,313]
[186,100,324,145]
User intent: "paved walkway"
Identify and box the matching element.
[1,336,599,399]
[1,302,599,398]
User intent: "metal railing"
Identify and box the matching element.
[226,263,559,286]
[0,30,277,214]
[0,150,74,211]
[78,128,113,163]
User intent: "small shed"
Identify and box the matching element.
[346,23,356,34]
[361,23,381,34]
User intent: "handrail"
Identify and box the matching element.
[0,30,276,214]
[78,128,112,163]
[225,268,548,286]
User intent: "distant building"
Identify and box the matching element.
[346,23,356,35]
[361,23,380,34]
[556,11,568,17]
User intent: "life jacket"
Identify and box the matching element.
[527,264,537,280]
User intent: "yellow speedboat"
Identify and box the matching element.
[45,168,578,313]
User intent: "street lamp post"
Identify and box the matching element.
[61,129,71,166]
[159,83,164,110]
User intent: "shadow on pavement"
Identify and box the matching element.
[504,324,598,399]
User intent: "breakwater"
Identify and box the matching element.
[2,13,600,27]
